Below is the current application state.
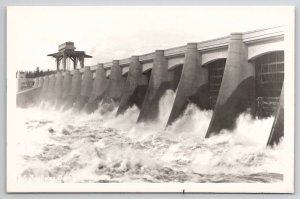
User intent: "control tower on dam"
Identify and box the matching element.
[17,26,285,146]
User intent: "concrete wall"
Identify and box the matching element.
[247,37,284,61]
[38,77,44,88]
[54,72,63,104]
[74,67,93,110]
[167,43,209,126]
[84,64,108,113]
[105,60,126,104]
[167,57,184,70]
[201,48,228,66]
[267,83,284,146]
[65,69,82,109]
[16,26,285,147]
[142,62,153,73]
[137,50,170,123]
[40,76,49,101]
[46,74,56,102]
[18,78,35,91]
[33,78,39,88]
[206,33,256,137]
[17,77,43,107]
[61,71,72,104]
[17,87,42,108]
[117,56,148,115]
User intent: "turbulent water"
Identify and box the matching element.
[14,90,284,183]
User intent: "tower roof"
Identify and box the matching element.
[47,42,92,58]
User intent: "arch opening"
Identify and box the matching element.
[206,58,226,109]
[142,68,152,84]
[254,51,284,118]
[128,68,151,110]
[168,64,183,91]
[122,73,128,78]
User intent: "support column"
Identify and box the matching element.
[40,75,49,101]
[80,55,84,68]
[137,50,169,123]
[267,83,284,146]
[74,67,93,110]
[117,56,148,115]
[65,69,82,108]
[63,54,67,71]
[84,64,108,113]
[16,72,21,92]
[167,43,208,126]
[38,77,44,88]
[33,78,39,88]
[54,72,63,103]
[74,57,78,70]
[105,60,125,104]
[56,57,60,71]
[61,71,71,103]
[46,74,56,102]
[205,33,255,138]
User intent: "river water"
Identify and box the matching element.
[14,90,284,183]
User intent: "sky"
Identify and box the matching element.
[7,6,288,71]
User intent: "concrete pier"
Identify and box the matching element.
[117,56,148,115]
[38,77,44,88]
[267,84,284,146]
[206,33,255,137]
[17,87,42,107]
[33,78,39,88]
[46,74,56,102]
[167,43,208,126]
[84,64,108,113]
[137,50,169,123]
[40,75,49,101]
[75,67,93,110]
[16,27,286,147]
[61,71,72,106]
[105,60,125,104]
[54,72,63,103]
[65,69,82,108]
[17,76,44,107]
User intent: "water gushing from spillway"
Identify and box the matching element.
[13,90,284,183]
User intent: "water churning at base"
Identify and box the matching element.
[14,90,284,183]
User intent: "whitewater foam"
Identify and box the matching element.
[13,90,284,183]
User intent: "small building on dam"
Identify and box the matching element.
[16,26,285,147]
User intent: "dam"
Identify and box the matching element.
[16,26,285,147]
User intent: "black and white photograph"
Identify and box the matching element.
[7,6,294,193]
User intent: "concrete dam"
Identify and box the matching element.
[17,26,284,147]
